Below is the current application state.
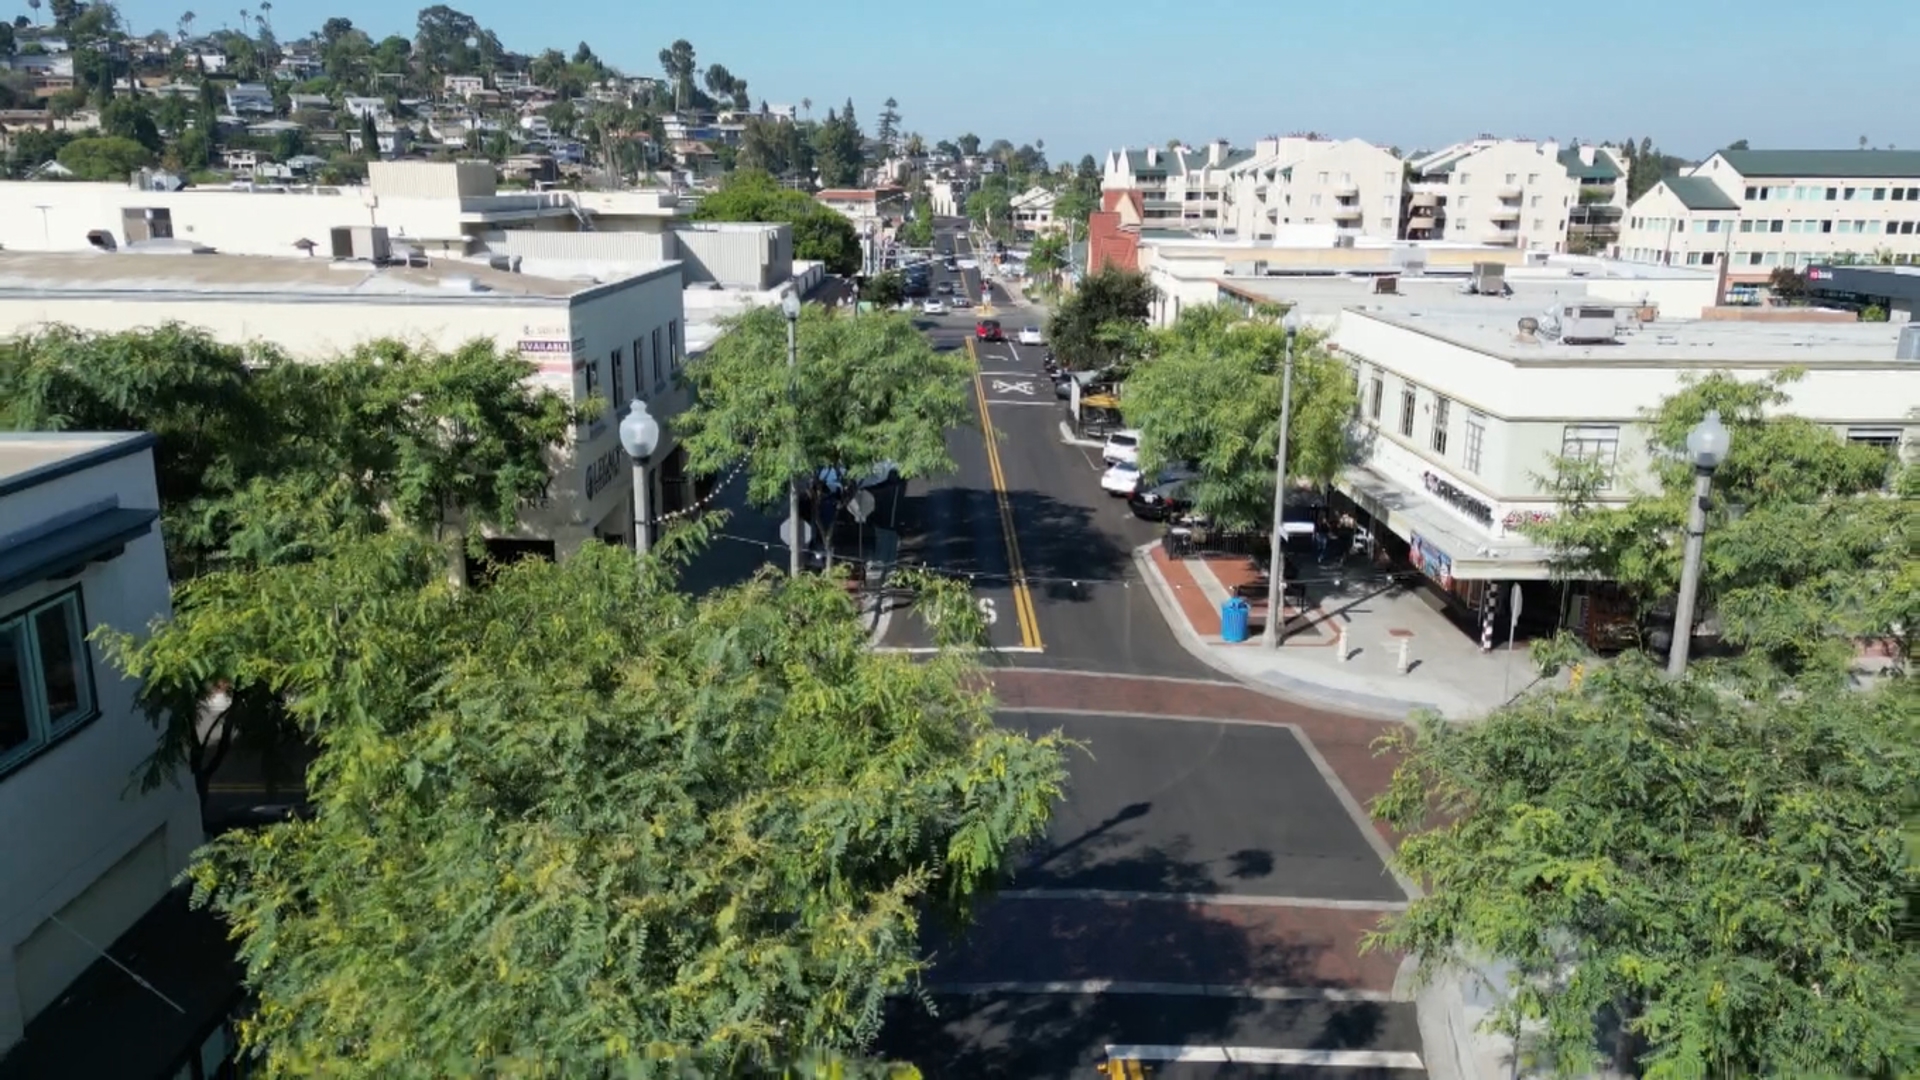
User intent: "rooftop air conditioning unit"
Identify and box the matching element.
[1468,261,1506,296]
[1556,304,1621,345]
[329,225,392,263]
[1897,323,1920,361]
[1333,235,1356,249]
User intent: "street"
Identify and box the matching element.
[877,227,1425,1078]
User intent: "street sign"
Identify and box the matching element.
[848,489,876,522]
[1509,583,1523,632]
[778,519,813,547]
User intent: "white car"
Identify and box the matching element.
[1100,461,1142,496]
[921,298,948,315]
[1016,326,1044,346]
[1102,429,1142,467]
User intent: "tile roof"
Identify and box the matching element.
[1661,176,1740,211]
[1716,148,1920,179]
[1558,148,1622,181]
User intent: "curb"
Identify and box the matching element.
[1131,541,1435,724]
[1057,420,1105,449]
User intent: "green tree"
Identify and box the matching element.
[1026,229,1067,283]
[6,126,74,174]
[876,96,899,145]
[657,37,695,111]
[100,95,162,152]
[695,168,860,274]
[1370,658,1919,1078]
[674,305,971,566]
[55,134,154,180]
[863,270,905,308]
[129,532,1064,1073]
[811,105,865,188]
[898,195,934,248]
[1123,305,1355,529]
[1525,371,1914,675]
[1045,265,1153,372]
[358,108,379,157]
[966,174,1012,240]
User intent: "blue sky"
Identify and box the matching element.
[95,0,1920,165]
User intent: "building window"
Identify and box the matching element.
[1846,427,1901,450]
[1503,173,1516,184]
[1431,396,1451,455]
[1369,373,1384,420]
[1744,186,1758,199]
[631,338,644,396]
[609,347,624,405]
[0,589,99,774]
[1527,172,1539,185]
[583,355,601,402]
[1562,424,1620,487]
[652,328,666,390]
[1459,173,1470,184]
[1399,387,1416,437]
[668,320,682,372]
[1463,411,1486,474]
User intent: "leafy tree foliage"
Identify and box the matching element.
[1526,371,1914,674]
[1045,266,1154,372]
[674,306,970,565]
[1123,305,1355,529]
[141,533,1066,1074]
[863,270,905,308]
[55,133,153,179]
[811,103,865,188]
[1370,657,1919,1078]
[695,169,860,274]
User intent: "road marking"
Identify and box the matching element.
[997,889,1408,911]
[1108,1046,1425,1070]
[873,645,1045,655]
[999,668,1239,688]
[921,981,1394,1003]
[968,336,1042,650]
[990,379,1036,395]
[207,783,299,794]
[977,399,1058,407]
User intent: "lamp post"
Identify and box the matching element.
[618,398,661,559]
[781,289,804,577]
[1666,409,1731,677]
[1263,308,1304,647]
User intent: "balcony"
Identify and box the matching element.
[1481,228,1521,246]
[1408,191,1439,209]
[1489,204,1521,220]
[1331,204,1362,220]
[1496,183,1522,198]
[1332,180,1359,197]
[1405,214,1443,234]
[1408,181,1448,196]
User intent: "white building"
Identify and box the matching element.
[1617,149,1920,282]
[222,82,273,115]
[924,178,967,218]
[0,253,693,579]
[443,74,485,99]
[1406,140,1627,253]
[1222,136,1406,242]
[0,432,210,1067]
[1325,286,1917,640]
[1101,141,1251,232]
[813,188,906,230]
[1009,186,1059,235]
[341,96,388,122]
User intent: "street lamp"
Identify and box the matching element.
[1666,409,1731,676]
[618,398,661,558]
[1263,307,1304,647]
[781,289,804,577]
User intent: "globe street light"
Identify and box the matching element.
[1263,307,1305,647]
[781,288,804,577]
[1667,409,1731,676]
[618,398,661,558]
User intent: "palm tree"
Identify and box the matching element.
[177,9,194,40]
[237,7,250,37]
[256,0,271,37]
[801,97,811,120]
[27,0,41,24]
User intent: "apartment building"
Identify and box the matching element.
[1101,141,1251,232]
[1221,136,1405,242]
[1328,288,1916,642]
[1009,186,1060,235]
[1406,140,1625,253]
[0,432,236,1077]
[1618,149,1920,282]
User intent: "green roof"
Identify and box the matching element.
[1661,176,1739,211]
[1716,148,1920,179]
[1558,147,1621,181]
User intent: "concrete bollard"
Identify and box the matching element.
[1397,636,1412,674]
[1338,627,1351,662]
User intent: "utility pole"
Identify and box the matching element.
[1263,312,1302,647]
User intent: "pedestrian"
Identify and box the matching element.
[1312,512,1330,564]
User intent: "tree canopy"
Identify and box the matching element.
[1370,658,1919,1078]
[1525,370,1915,675]
[694,169,860,275]
[55,134,153,179]
[672,305,971,564]
[1045,267,1155,373]
[1122,304,1356,528]
[125,530,1067,1074]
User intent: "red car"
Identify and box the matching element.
[975,319,1003,341]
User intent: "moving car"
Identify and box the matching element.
[1016,327,1044,346]
[922,298,949,315]
[936,281,953,294]
[975,319,1004,341]
[1101,429,1141,466]
[1099,461,1142,496]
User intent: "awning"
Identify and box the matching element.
[1081,393,1121,410]
[0,506,159,595]
[1337,466,1553,581]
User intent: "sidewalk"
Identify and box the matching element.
[1136,541,1563,722]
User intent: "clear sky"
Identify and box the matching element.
[95,0,1920,165]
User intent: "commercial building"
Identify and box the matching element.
[0,432,235,1077]
[1323,287,1916,644]
[1802,263,1920,320]
[813,188,906,231]
[0,251,696,581]
[1101,141,1251,232]
[1221,136,1406,243]
[1009,186,1061,235]
[1404,140,1628,253]
[1617,149,1920,281]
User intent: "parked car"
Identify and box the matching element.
[922,298,949,315]
[1129,479,1193,521]
[1016,326,1044,346]
[936,281,953,294]
[975,319,1004,341]
[1101,429,1141,466]
[1100,461,1142,496]
[819,462,900,494]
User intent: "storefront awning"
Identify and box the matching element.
[1338,466,1554,581]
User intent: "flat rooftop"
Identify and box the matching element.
[0,251,668,301]
[1359,305,1911,364]
[0,432,152,492]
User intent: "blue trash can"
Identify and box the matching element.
[1220,597,1251,643]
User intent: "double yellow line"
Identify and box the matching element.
[966,336,1042,649]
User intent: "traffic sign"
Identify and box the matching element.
[778,519,813,547]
